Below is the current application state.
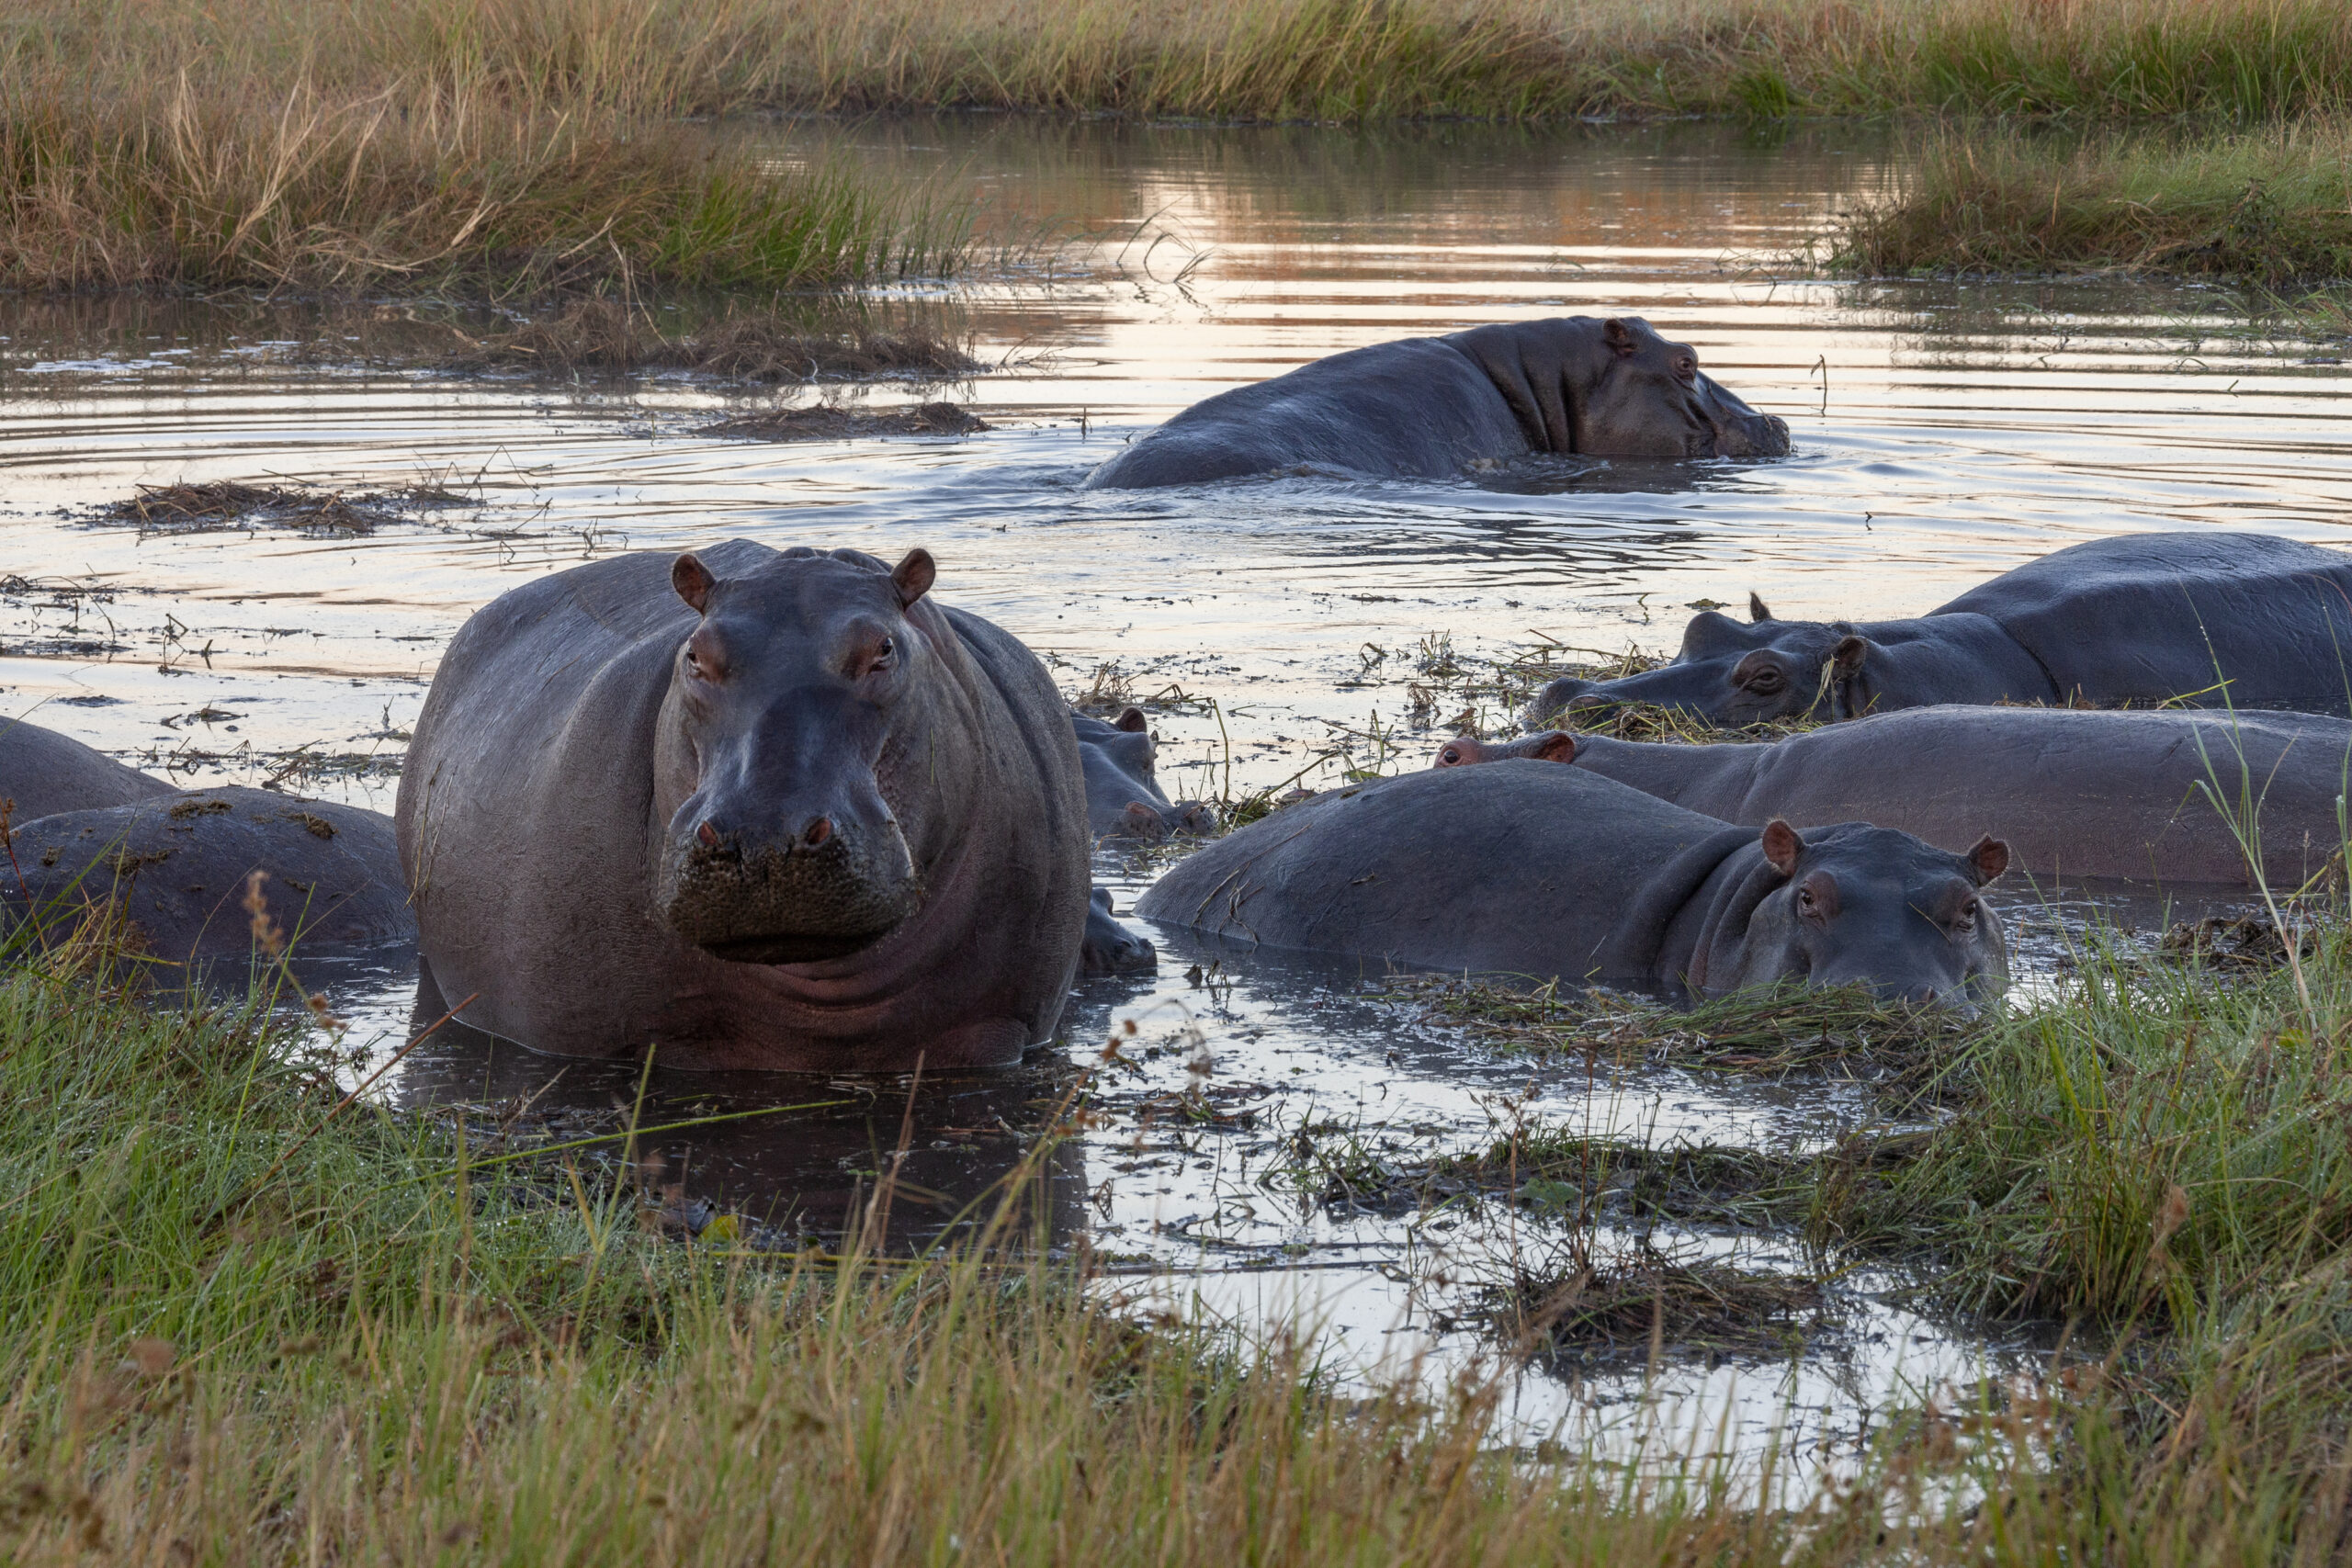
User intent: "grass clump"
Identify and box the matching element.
[90,479,471,537]
[1833,119,2352,285]
[449,297,985,379]
[1487,1241,1831,1368]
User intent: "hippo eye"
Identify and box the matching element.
[874,637,896,669]
[684,649,703,677]
[1744,669,1784,694]
[1674,355,1698,385]
[1795,886,1815,913]
[1440,747,1462,765]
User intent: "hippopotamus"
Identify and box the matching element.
[1134,765,2007,1007]
[1440,706,2352,889]
[1080,886,1156,975]
[396,539,1090,1071]
[1,715,171,824]
[1082,317,1790,490]
[1072,707,1214,840]
[1529,533,2352,728]
[4,786,412,972]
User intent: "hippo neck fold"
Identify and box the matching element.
[1594,824,1758,983]
[1442,324,1597,456]
[1566,736,1766,819]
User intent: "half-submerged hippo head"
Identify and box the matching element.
[1527,594,1853,728]
[1083,706,1216,840]
[1586,319,1792,460]
[1703,819,2010,1010]
[653,547,942,964]
[1431,731,1577,768]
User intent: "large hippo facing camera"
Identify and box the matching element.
[1441,706,2352,889]
[1136,764,2007,1009]
[1083,316,1790,490]
[1530,532,2352,728]
[396,540,1091,1071]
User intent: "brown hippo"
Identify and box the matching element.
[1136,764,2007,1010]
[1,715,171,824]
[396,540,1090,1071]
[1439,705,2352,890]
[4,786,412,974]
[1529,533,2352,728]
[1082,317,1790,489]
[1073,707,1215,840]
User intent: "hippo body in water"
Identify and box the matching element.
[1443,707,2352,888]
[1072,707,1214,840]
[1531,533,2352,728]
[1135,765,2007,1007]
[1083,317,1790,490]
[397,540,1090,1071]
[4,786,411,970]
[1,716,171,824]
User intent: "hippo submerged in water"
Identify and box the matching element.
[1441,705,2352,889]
[396,540,1091,1071]
[1072,707,1214,840]
[1083,317,1790,490]
[1136,765,2007,1008]
[1531,532,2352,728]
[2,719,412,975]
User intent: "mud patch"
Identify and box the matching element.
[697,401,990,441]
[87,481,471,537]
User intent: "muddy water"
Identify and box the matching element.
[5,118,2347,1482]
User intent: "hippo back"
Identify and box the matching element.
[0,718,171,825]
[1135,763,1732,980]
[1937,532,2352,712]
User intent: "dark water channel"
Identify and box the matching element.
[5,118,2348,1485]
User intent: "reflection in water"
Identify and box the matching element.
[3,115,2341,1478]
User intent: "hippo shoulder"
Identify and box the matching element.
[1937,532,2352,620]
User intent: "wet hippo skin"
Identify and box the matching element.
[1080,886,1156,975]
[1531,532,2352,727]
[0,716,172,825]
[1136,764,2007,1008]
[396,539,1090,1071]
[1082,316,1790,489]
[1444,707,2352,888]
[3,786,412,970]
[1072,706,1214,840]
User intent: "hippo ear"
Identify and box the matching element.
[1602,318,1638,358]
[891,548,936,609]
[1748,592,1773,624]
[1529,731,1577,763]
[1114,706,1149,734]
[1831,634,1869,676]
[672,554,717,615]
[1760,818,1803,876]
[1966,834,2011,886]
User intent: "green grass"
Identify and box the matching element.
[1834,118,2352,285]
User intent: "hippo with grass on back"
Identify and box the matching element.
[1135,765,2007,1009]
[1072,707,1215,840]
[1440,706,2352,889]
[396,540,1090,1071]
[1082,317,1790,490]
[1529,533,2352,728]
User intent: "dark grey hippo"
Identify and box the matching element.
[1441,706,2352,889]
[1082,317,1790,490]
[1530,533,2352,728]
[1073,707,1214,840]
[1135,764,2007,1007]
[3,786,411,973]
[1080,886,1156,975]
[1,715,171,825]
[396,540,1090,1071]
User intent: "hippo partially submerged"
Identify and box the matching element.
[1083,317,1790,490]
[1073,707,1214,840]
[4,784,412,973]
[1441,706,2352,888]
[396,540,1090,1070]
[2,714,171,824]
[1531,533,2352,728]
[1135,765,2007,1007]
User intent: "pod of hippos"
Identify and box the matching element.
[11,321,2352,1069]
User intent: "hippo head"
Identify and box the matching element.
[1526,595,1859,728]
[1586,319,1792,460]
[1080,886,1157,975]
[1707,819,2010,1010]
[652,547,942,964]
[1431,731,1577,768]
[1092,707,1216,840]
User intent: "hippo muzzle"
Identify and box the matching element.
[656,810,921,965]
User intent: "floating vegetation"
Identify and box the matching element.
[698,400,989,441]
[450,299,983,381]
[1483,1241,1833,1367]
[89,480,470,537]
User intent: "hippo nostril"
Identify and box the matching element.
[1566,694,1608,712]
[801,818,833,850]
[696,820,720,850]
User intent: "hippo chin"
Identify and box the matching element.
[1082,316,1789,490]
[397,540,1090,1071]
[1442,706,2352,891]
[1530,532,2352,728]
[1135,764,2007,1010]
[1073,706,1215,840]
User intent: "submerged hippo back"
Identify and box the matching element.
[0,718,171,824]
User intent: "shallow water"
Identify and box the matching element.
[4,116,2345,1481]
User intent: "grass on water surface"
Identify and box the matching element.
[1835,118,2352,285]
